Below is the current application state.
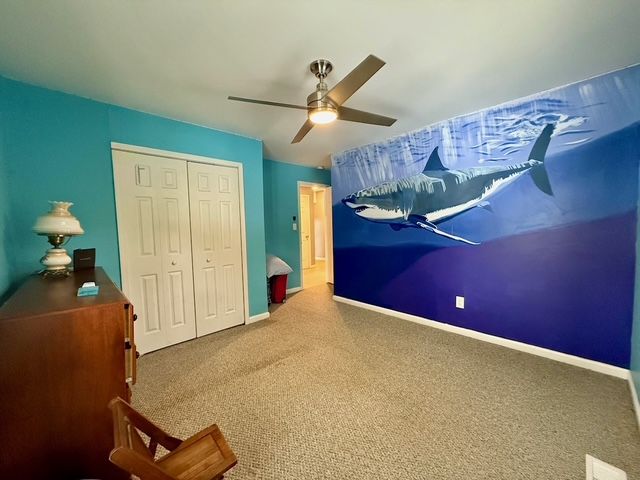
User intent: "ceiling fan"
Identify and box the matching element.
[228,55,397,144]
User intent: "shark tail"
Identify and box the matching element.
[529,123,554,196]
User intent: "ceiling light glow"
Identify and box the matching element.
[309,107,337,125]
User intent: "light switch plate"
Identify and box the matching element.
[455,296,465,309]
[586,455,627,480]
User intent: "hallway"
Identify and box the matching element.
[303,259,326,288]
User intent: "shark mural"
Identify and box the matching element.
[342,124,555,245]
[331,64,640,368]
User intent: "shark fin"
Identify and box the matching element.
[410,218,479,245]
[476,201,493,212]
[528,124,554,161]
[528,123,555,196]
[423,147,447,172]
[531,167,554,195]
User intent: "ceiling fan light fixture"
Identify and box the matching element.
[228,55,396,143]
[309,106,337,125]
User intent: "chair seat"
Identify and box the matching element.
[157,424,237,480]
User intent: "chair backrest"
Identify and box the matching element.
[108,397,181,480]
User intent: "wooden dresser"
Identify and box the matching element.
[0,267,137,479]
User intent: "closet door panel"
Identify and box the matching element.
[156,159,197,348]
[113,150,197,354]
[194,195,220,327]
[214,167,243,323]
[188,162,245,336]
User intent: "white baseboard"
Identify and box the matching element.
[333,295,628,379]
[247,312,270,324]
[286,286,302,294]
[629,371,640,432]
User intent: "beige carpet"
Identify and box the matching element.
[133,284,640,479]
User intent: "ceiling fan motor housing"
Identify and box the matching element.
[307,88,337,123]
[307,88,335,109]
[307,59,337,121]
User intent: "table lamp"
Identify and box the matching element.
[33,201,84,277]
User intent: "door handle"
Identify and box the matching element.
[171,261,177,266]
[206,258,211,263]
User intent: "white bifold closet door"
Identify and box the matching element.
[188,162,245,336]
[113,151,197,354]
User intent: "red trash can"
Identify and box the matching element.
[270,274,288,303]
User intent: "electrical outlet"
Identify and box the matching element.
[586,455,627,480]
[292,223,297,231]
[455,296,465,309]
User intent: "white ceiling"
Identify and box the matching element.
[0,1,639,168]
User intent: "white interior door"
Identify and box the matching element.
[113,150,197,354]
[324,187,334,284]
[300,193,312,269]
[188,162,245,335]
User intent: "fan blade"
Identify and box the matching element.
[323,55,386,106]
[291,119,314,144]
[338,106,396,126]
[228,96,309,111]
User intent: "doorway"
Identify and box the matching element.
[298,182,333,289]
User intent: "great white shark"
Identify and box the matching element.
[342,123,555,245]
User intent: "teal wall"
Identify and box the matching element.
[263,159,331,289]
[0,76,268,315]
[0,76,10,299]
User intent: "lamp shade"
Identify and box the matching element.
[33,201,84,236]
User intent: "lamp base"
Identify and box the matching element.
[40,246,72,277]
[41,269,71,279]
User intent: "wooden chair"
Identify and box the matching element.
[108,397,237,480]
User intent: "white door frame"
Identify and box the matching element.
[297,181,330,290]
[324,186,334,284]
[111,142,250,326]
[300,193,312,269]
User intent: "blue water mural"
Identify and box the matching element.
[341,124,555,245]
[331,65,640,367]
